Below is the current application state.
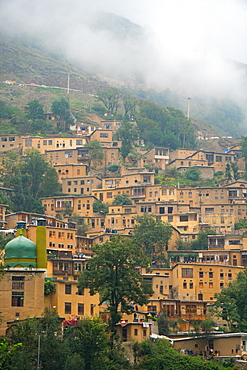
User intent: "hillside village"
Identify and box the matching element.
[2,110,247,361]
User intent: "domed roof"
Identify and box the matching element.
[4,234,36,261]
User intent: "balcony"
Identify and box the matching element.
[53,269,72,275]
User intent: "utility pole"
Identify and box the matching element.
[67,71,70,99]
[187,97,191,120]
[37,334,41,369]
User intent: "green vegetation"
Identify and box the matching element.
[0,149,61,213]
[212,268,247,331]
[78,236,152,348]
[176,230,217,250]
[117,121,138,160]
[84,140,105,169]
[133,214,172,262]
[135,340,233,370]
[112,192,132,205]
[93,199,109,214]
[44,280,56,296]
[51,97,74,131]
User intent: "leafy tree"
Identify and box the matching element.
[8,148,61,213]
[241,136,247,180]
[25,100,44,121]
[51,97,74,131]
[133,214,172,260]
[185,167,200,181]
[64,317,109,370]
[235,218,247,230]
[8,310,67,370]
[225,163,232,181]
[112,192,132,205]
[93,200,109,214]
[97,88,120,115]
[117,121,138,160]
[123,97,138,118]
[78,236,153,348]
[84,140,105,169]
[212,268,247,331]
[231,162,239,180]
[136,339,229,370]
[158,310,170,336]
[190,229,216,250]
[0,338,22,370]
[44,280,56,295]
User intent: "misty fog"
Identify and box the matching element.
[1,0,247,119]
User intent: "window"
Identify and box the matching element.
[180,215,188,222]
[216,156,222,162]
[205,208,214,214]
[107,192,112,199]
[168,207,173,214]
[198,293,203,300]
[169,189,174,195]
[183,281,187,289]
[199,282,203,288]
[90,304,94,315]
[78,303,84,315]
[81,180,85,185]
[220,273,224,279]
[209,282,213,288]
[209,272,214,278]
[159,207,165,214]
[189,282,193,289]
[100,133,108,138]
[65,284,71,294]
[134,329,138,336]
[160,285,164,294]
[182,268,193,278]
[168,216,173,222]
[65,302,71,314]
[186,305,196,314]
[220,282,224,288]
[12,292,24,307]
[147,305,157,312]
[143,329,147,337]
[12,281,24,290]
[228,273,232,280]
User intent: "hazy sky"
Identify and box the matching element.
[1,0,247,100]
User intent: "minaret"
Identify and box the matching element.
[16,221,27,237]
[36,218,47,269]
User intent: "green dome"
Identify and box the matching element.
[4,234,37,267]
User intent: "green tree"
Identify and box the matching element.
[0,338,22,370]
[117,121,138,160]
[78,236,153,348]
[93,200,109,214]
[123,97,138,118]
[231,162,239,180]
[133,214,173,261]
[212,268,247,331]
[64,317,108,370]
[97,88,120,115]
[9,148,61,213]
[8,310,67,370]
[137,339,229,370]
[185,167,200,181]
[84,140,105,169]
[241,136,247,180]
[225,163,232,181]
[112,192,132,206]
[158,310,170,336]
[51,97,74,131]
[25,100,44,121]
[190,229,216,250]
